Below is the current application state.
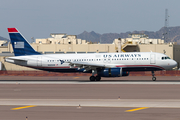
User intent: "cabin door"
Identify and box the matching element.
[150,54,156,64]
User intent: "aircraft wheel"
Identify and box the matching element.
[152,77,156,81]
[96,76,101,81]
[90,76,96,81]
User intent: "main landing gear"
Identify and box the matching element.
[89,70,101,81]
[90,75,101,81]
[152,71,156,81]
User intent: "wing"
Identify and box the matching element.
[67,61,124,72]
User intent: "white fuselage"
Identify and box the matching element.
[5,52,177,72]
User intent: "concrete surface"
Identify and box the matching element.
[0,77,180,120]
[1,99,180,108]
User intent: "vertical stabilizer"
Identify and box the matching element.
[8,28,41,56]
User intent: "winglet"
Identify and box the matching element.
[7,28,18,33]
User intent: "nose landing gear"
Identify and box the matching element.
[152,71,156,81]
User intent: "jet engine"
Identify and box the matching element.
[98,68,129,77]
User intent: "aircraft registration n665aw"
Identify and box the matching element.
[5,28,177,81]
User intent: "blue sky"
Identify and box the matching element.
[0,0,180,41]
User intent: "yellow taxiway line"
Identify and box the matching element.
[125,107,149,112]
[11,105,36,110]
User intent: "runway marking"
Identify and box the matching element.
[125,107,149,112]
[11,105,36,110]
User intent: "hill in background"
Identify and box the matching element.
[1,26,180,44]
[77,26,180,44]
[0,36,9,41]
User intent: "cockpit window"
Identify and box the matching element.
[162,56,170,60]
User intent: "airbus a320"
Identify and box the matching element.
[5,28,177,81]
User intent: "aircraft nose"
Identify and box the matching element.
[172,60,177,68]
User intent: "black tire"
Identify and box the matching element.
[152,77,156,81]
[90,76,96,81]
[96,76,101,81]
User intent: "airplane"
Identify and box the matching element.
[5,28,177,81]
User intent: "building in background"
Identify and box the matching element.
[0,33,180,70]
[0,40,8,46]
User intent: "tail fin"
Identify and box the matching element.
[8,28,41,56]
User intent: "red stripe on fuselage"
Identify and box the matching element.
[7,28,18,33]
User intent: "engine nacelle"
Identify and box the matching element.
[98,68,129,77]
